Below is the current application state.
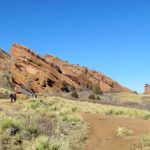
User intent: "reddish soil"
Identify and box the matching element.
[83,113,150,150]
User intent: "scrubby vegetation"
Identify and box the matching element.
[93,85,102,95]
[70,86,75,91]
[116,127,134,137]
[62,80,70,92]
[1,93,150,149]
[0,87,12,94]
[88,85,93,91]
[0,97,89,150]
[110,92,150,103]
[71,91,78,99]
[88,95,95,100]
[95,96,100,100]
[132,135,150,150]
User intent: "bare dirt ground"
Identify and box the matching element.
[83,113,150,150]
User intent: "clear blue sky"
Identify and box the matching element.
[1,0,150,93]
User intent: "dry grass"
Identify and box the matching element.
[0,87,12,94]
[0,96,88,150]
[1,95,150,149]
[110,92,150,103]
[116,127,134,137]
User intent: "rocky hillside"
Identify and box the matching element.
[0,43,132,94]
[10,43,80,93]
[0,49,10,70]
[45,54,132,92]
[0,49,12,90]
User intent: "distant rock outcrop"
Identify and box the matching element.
[0,43,132,94]
[145,84,150,94]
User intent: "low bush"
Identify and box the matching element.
[144,114,150,120]
[115,110,124,115]
[62,115,81,125]
[70,86,75,91]
[71,91,78,99]
[62,81,70,92]
[132,135,150,150]
[116,127,134,137]
[93,85,102,95]
[88,95,95,100]
[0,118,19,131]
[72,107,77,112]
[29,136,49,150]
[140,135,150,146]
[96,96,100,100]
[105,109,115,115]
[27,125,41,137]
[88,85,93,90]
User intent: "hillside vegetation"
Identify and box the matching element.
[1,95,150,149]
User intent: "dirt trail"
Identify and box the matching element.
[83,113,150,150]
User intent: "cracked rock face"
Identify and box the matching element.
[0,49,10,71]
[0,43,132,94]
[10,43,80,93]
[45,54,132,93]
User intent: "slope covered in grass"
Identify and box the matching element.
[1,96,150,149]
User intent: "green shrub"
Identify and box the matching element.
[62,81,70,92]
[95,96,100,100]
[71,91,78,99]
[0,118,19,131]
[49,143,63,150]
[62,115,81,125]
[88,95,95,100]
[116,127,134,137]
[27,125,41,137]
[133,91,138,94]
[89,85,93,90]
[144,114,150,120]
[115,110,124,115]
[93,85,102,95]
[140,135,150,145]
[105,109,115,115]
[70,86,75,91]
[72,107,77,112]
[30,136,50,150]
[50,105,57,111]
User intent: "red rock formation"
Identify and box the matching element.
[145,84,150,94]
[45,54,132,93]
[0,49,10,70]
[0,43,132,93]
[10,43,79,93]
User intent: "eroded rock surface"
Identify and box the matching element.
[0,43,132,93]
[10,43,79,93]
[45,54,132,92]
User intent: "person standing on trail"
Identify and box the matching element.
[13,93,17,102]
[10,93,14,103]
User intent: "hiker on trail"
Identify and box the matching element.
[13,93,17,102]
[32,93,34,98]
[10,93,14,103]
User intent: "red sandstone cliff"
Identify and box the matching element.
[45,54,132,93]
[145,84,150,94]
[0,49,10,70]
[0,43,132,93]
[10,43,80,93]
